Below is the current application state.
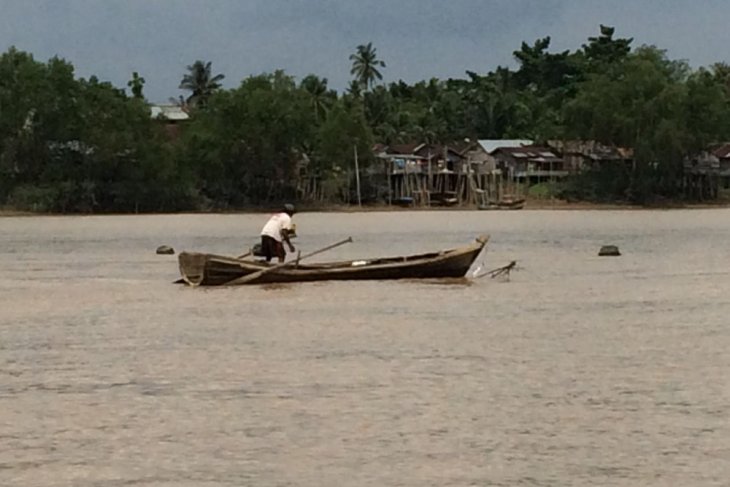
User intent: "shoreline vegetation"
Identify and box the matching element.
[3,26,730,214]
[4,196,730,217]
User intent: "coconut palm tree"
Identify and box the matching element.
[349,42,386,91]
[300,74,334,122]
[179,60,225,108]
[346,80,363,99]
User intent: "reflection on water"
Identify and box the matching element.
[1,210,730,486]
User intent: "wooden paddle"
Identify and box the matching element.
[223,236,353,286]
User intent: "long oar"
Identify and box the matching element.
[223,236,353,286]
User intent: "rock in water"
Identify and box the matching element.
[156,245,175,255]
[598,245,620,256]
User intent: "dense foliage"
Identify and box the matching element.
[2,25,730,212]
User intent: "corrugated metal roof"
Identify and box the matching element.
[712,143,730,159]
[494,146,562,162]
[478,139,533,154]
[387,143,423,155]
[150,105,190,121]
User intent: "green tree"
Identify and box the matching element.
[127,71,145,99]
[179,60,225,108]
[180,70,316,207]
[563,47,693,202]
[0,50,87,203]
[513,37,577,93]
[454,70,531,139]
[581,25,633,72]
[314,100,374,202]
[684,68,730,152]
[0,47,191,212]
[349,42,386,91]
[300,74,335,123]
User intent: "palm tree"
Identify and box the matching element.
[127,71,145,99]
[179,60,225,108]
[300,75,333,122]
[349,42,386,91]
[346,80,363,99]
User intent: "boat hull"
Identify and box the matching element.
[178,236,488,286]
[478,198,525,210]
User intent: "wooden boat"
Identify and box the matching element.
[178,235,489,286]
[498,197,525,210]
[498,195,525,209]
[478,202,525,210]
[430,191,459,207]
[392,196,414,207]
[478,197,525,210]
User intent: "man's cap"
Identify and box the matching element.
[283,203,296,214]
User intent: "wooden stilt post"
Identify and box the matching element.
[354,144,362,207]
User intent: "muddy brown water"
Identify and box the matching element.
[1,210,729,486]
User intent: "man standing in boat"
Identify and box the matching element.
[260,204,296,263]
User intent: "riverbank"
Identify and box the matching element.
[0,209,35,216]
[3,197,730,216]
[518,197,730,210]
[296,196,730,212]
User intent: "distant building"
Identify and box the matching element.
[462,139,534,174]
[491,145,566,184]
[547,140,633,172]
[376,143,465,175]
[683,142,730,198]
[477,139,534,154]
[709,143,730,186]
[149,104,189,121]
[149,104,190,140]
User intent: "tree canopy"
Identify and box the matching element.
[2,26,730,212]
[179,60,225,108]
[350,42,386,91]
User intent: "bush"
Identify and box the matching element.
[527,182,561,199]
[7,184,68,212]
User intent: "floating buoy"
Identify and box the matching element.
[598,245,621,256]
[156,245,175,255]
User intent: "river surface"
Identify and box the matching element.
[1,210,729,486]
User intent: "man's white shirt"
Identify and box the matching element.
[260,213,293,242]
